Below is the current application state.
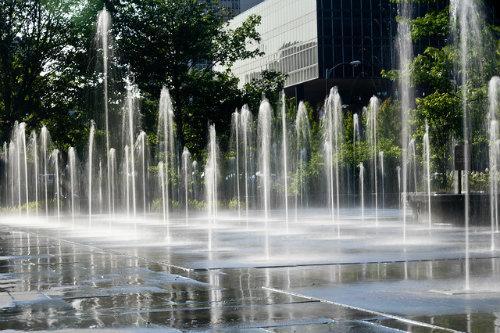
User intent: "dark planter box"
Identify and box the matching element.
[407,192,493,226]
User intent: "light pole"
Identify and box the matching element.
[325,60,361,96]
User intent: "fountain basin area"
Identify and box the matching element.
[1,210,500,332]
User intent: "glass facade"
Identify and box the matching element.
[227,0,402,92]
[228,0,319,88]
[240,0,265,13]
[317,0,396,79]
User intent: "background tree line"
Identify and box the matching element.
[0,0,286,157]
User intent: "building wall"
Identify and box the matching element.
[219,0,264,17]
[228,0,319,88]
[317,0,396,80]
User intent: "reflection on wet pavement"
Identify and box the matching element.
[1,210,499,332]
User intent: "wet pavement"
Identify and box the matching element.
[1,209,500,332]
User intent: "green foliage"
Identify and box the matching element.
[412,46,454,93]
[414,91,461,186]
[381,1,499,191]
[377,99,401,160]
[0,0,285,157]
[243,70,287,112]
[0,0,97,147]
[411,7,449,41]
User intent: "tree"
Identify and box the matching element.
[242,69,287,112]
[0,1,75,140]
[409,2,499,189]
[108,0,263,152]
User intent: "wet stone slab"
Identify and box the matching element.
[0,210,500,332]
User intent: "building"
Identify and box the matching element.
[219,0,264,17]
[240,0,264,12]
[228,0,398,107]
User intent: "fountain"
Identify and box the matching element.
[353,113,360,146]
[30,131,39,215]
[158,87,176,223]
[205,125,219,223]
[158,162,168,240]
[51,149,60,219]
[423,121,432,228]
[359,163,365,222]
[489,76,500,251]
[280,93,289,224]
[88,122,96,226]
[19,123,28,215]
[295,102,311,216]
[0,7,496,330]
[124,81,139,217]
[109,148,116,216]
[324,139,337,235]
[68,147,77,223]
[397,0,414,244]
[258,99,272,220]
[240,105,253,217]
[97,7,113,214]
[367,97,379,224]
[323,87,343,225]
[450,0,485,291]
[137,131,148,213]
[231,111,241,217]
[182,147,191,222]
[408,139,418,194]
[41,126,50,216]
[379,151,385,211]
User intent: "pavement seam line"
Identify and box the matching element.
[262,286,465,333]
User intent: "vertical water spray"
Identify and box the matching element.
[397,0,414,244]
[68,147,77,224]
[88,122,95,226]
[30,132,39,215]
[295,102,311,217]
[124,81,139,217]
[423,121,432,228]
[397,166,401,210]
[231,111,241,217]
[379,151,385,211]
[137,131,147,213]
[51,149,60,220]
[205,125,219,223]
[97,7,112,214]
[98,160,103,213]
[19,123,29,215]
[323,87,343,227]
[12,123,22,213]
[3,143,9,207]
[450,0,484,290]
[109,148,116,217]
[240,105,253,218]
[359,163,365,222]
[324,140,336,233]
[258,99,272,220]
[182,147,191,222]
[124,145,130,216]
[41,126,49,216]
[367,97,380,225]
[7,142,14,208]
[408,139,418,192]
[280,93,289,224]
[158,87,176,224]
[158,162,169,240]
[488,76,500,251]
[353,113,361,146]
